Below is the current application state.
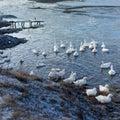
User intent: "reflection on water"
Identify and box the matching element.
[0,0,120,88]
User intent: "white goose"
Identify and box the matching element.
[99,84,109,93]
[63,72,76,83]
[54,44,59,53]
[30,70,34,76]
[69,42,75,52]
[95,94,113,103]
[101,42,106,48]
[73,77,88,86]
[48,68,58,79]
[102,46,109,53]
[79,42,85,52]
[100,61,111,69]
[86,88,97,96]
[73,49,79,57]
[60,41,65,48]
[57,69,65,78]
[92,45,97,53]
[108,65,116,76]
[32,49,39,55]
[42,51,47,57]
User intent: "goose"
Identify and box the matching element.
[95,94,113,103]
[73,49,79,57]
[79,42,85,52]
[92,45,97,53]
[73,77,88,86]
[53,44,59,53]
[102,46,109,53]
[89,40,98,49]
[30,70,34,76]
[99,84,109,93]
[36,63,46,68]
[89,43,94,49]
[101,42,106,48]
[63,72,76,83]
[57,69,65,78]
[100,61,111,69]
[48,69,58,79]
[32,49,39,55]
[60,41,65,48]
[108,65,116,76]
[86,88,97,96]
[42,51,47,57]
[69,42,75,52]
[66,48,73,54]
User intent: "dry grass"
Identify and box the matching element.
[1,69,41,81]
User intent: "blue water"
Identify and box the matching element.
[1,0,120,87]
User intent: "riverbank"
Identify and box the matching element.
[0,68,120,120]
[0,18,27,49]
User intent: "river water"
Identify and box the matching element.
[0,0,120,87]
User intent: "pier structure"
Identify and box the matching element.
[9,20,44,29]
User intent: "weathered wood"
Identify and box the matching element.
[9,20,44,29]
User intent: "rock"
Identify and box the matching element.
[0,35,27,49]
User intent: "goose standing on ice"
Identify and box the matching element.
[63,72,76,83]
[73,49,79,57]
[73,77,88,86]
[99,84,109,94]
[95,94,113,103]
[100,61,111,69]
[86,88,97,96]
[108,65,116,76]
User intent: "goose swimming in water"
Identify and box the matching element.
[79,42,85,52]
[60,41,65,48]
[53,43,59,53]
[108,65,116,76]
[102,46,109,53]
[73,49,79,57]
[32,49,39,55]
[42,51,47,57]
[101,42,106,48]
[95,94,113,103]
[92,45,97,53]
[100,61,111,69]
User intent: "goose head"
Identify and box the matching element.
[105,84,109,88]
[108,94,113,98]
[83,77,88,80]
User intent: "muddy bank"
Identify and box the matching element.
[0,70,120,120]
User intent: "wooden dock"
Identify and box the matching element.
[9,20,44,29]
